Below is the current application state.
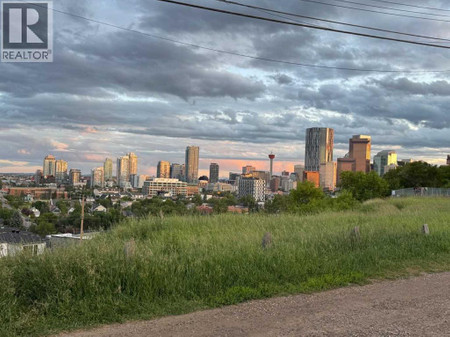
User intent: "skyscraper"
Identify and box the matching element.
[55,159,68,183]
[305,127,334,172]
[185,146,199,183]
[91,167,104,188]
[43,155,56,177]
[69,169,81,186]
[104,158,113,181]
[373,150,397,176]
[349,135,371,173]
[117,155,130,187]
[128,152,138,175]
[170,163,184,180]
[209,163,219,183]
[157,161,171,178]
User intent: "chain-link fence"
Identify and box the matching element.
[392,188,450,197]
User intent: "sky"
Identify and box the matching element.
[1,0,450,177]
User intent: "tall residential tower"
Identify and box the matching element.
[304,127,334,172]
[209,163,219,183]
[185,146,199,183]
[104,158,113,181]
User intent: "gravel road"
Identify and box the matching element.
[57,272,450,337]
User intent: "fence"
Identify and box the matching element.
[392,188,450,197]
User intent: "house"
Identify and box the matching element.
[0,227,45,258]
[196,205,213,215]
[30,207,40,218]
[50,206,61,215]
[92,205,107,213]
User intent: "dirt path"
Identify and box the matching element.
[58,272,450,337]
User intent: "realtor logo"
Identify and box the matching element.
[1,1,53,62]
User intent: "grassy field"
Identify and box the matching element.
[1,197,450,336]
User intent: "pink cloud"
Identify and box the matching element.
[51,141,69,151]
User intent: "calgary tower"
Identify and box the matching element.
[268,152,275,178]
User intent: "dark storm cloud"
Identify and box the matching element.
[1,0,449,170]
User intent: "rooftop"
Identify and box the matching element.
[0,227,43,244]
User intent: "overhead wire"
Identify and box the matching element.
[157,0,450,49]
[23,1,450,73]
[298,0,450,24]
[216,0,450,43]
[326,0,450,18]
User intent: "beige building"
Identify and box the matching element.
[55,159,68,183]
[293,164,304,182]
[157,161,171,178]
[128,152,138,176]
[43,155,56,177]
[104,158,113,180]
[69,169,81,185]
[143,178,187,197]
[91,167,104,188]
[319,162,337,191]
[117,155,130,187]
[185,146,199,183]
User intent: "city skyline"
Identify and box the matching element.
[2,137,449,178]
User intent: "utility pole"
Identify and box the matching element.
[80,192,84,241]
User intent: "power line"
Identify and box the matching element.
[298,0,450,24]
[327,0,450,18]
[158,0,450,49]
[216,0,450,42]
[369,0,450,13]
[26,2,450,73]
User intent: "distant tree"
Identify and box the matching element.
[98,197,112,209]
[8,210,23,228]
[212,198,228,214]
[340,171,389,201]
[56,200,69,215]
[239,195,258,212]
[384,161,446,190]
[192,194,203,206]
[5,195,24,209]
[290,181,325,205]
[21,208,33,217]
[265,194,290,214]
[32,201,50,214]
[0,207,14,221]
[31,221,56,236]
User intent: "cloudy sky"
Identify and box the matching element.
[1,0,450,176]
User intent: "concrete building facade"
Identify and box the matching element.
[209,163,219,183]
[238,177,265,202]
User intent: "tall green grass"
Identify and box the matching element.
[1,197,450,336]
